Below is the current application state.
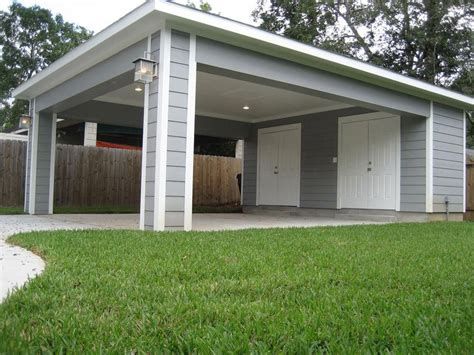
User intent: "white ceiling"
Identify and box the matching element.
[95,83,145,107]
[95,71,349,122]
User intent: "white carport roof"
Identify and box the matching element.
[13,0,474,111]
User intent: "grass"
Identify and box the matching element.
[53,205,139,214]
[1,223,473,353]
[0,206,24,215]
[0,205,242,215]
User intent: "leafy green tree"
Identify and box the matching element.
[0,2,92,131]
[253,0,473,145]
[186,0,213,12]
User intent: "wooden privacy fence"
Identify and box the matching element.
[0,140,242,208]
[54,144,142,207]
[0,140,27,206]
[193,154,242,206]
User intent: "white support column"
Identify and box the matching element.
[48,114,57,214]
[28,112,39,214]
[463,110,466,213]
[425,101,434,213]
[154,26,172,231]
[24,99,35,212]
[141,30,162,231]
[184,34,197,231]
[139,34,152,231]
[140,27,196,231]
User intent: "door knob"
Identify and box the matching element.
[367,167,372,172]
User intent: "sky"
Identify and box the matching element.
[0,0,259,33]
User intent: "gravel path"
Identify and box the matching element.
[0,215,98,302]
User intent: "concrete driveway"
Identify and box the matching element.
[1,212,382,301]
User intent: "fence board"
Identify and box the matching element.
[193,154,242,207]
[0,141,242,208]
[0,140,26,206]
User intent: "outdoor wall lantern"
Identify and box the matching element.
[19,114,32,129]
[133,57,158,84]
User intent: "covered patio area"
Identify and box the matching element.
[13,1,470,232]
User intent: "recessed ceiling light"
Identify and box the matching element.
[134,86,143,92]
[243,105,250,110]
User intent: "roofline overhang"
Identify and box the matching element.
[13,0,474,111]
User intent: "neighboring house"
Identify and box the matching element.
[12,120,142,148]
[12,119,239,154]
[12,0,474,231]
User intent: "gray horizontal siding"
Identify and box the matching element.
[400,116,426,212]
[143,29,193,230]
[432,103,464,213]
[242,107,371,207]
[24,124,33,212]
[34,112,54,214]
[164,30,191,230]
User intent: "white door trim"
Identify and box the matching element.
[463,109,466,213]
[139,34,152,230]
[425,101,434,213]
[48,113,57,214]
[337,112,401,211]
[184,33,197,231]
[29,110,40,214]
[256,123,301,207]
[154,25,172,231]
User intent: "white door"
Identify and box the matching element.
[276,129,300,205]
[258,131,279,205]
[340,120,369,209]
[368,118,398,209]
[258,124,301,206]
[339,115,399,210]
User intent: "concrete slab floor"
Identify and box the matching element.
[45,213,385,231]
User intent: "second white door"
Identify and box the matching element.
[258,124,301,206]
[339,116,399,210]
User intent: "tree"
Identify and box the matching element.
[186,0,213,13]
[0,2,92,131]
[253,0,473,144]
[254,1,472,90]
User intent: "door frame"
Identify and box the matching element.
[256,123,301,207]
[337,112,401,211]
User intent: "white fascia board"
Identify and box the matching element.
[155,1,474,110]
[12,0,158,100]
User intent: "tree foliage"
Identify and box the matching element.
[253,0,473,144]
[186,0,213,13]
[0,2,92,131]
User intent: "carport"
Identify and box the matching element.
[12,1,472,231]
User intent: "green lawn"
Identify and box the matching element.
[0,205,241,215]
[0,206,24,215]
[1,223,473,353]
[54,205,139,214]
